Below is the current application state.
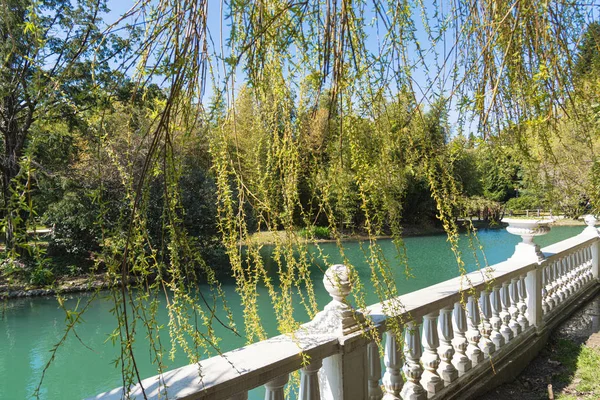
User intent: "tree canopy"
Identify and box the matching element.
[2,1,600,397]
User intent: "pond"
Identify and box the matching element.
[0,225,584,399]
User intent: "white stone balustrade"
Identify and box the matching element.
[420,312,444,396]
[401,321,427,400]
[437,306,458,386]
[367,340,384,400]
[489,286,505,349]
[265,374,289,400]
[382,331,402,399]
[91,222,600,400]
[451,301,471,376]
[299,361,321,400]
[478,290,495,358]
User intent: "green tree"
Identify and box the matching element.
[0,0,114,254]
[575,22,600,79]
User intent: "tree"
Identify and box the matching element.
[575,22,600,79]
[23,2,600,396]
[0,0,112,254]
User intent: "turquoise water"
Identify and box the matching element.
[0,226,584,399]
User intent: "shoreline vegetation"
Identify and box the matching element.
[1,217,588,300]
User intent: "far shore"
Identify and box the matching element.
[1,216,592,300]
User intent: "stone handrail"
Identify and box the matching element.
[90,218,600,400]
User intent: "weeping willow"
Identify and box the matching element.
[29,0,600,397]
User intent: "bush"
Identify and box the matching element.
[43,191,102,257]
[299,225,331,240]
[504,195,545,211]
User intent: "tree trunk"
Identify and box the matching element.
[1,92,30,255]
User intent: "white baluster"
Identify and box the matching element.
[420,312,444,397]
[509,278,522,337]
[382,331,402,399]
[451,301,471,376]
[265,374,289,400]
[401,322,427,400]
[478,289,495,358]
[586,246,594,282]
[500,281,514,342]
[489,285,505,350]
[591,245,596,281]
[300,360,322,400]
[582,247,590,284]
[541,265,549,315]
[465,295,484,365]
[517,274,529,330]
[367,341,384,400]
[560,257,569,301]
[573,250,582,291]
[546,263,556,311]
[565,255,575,297]
[578,249,585,286]
[553,259,564,305]
[437,306,458,386]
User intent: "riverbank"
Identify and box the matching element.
[1,219,588,300]
[0,274,111,300]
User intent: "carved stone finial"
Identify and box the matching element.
[323,264,352,303]
[302,264,364,337]
[583,215,599,237]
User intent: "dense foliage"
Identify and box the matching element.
[1,0,600,397]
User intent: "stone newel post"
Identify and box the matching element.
[503,218,551,263]
[313,264,368,400]
[582,215,600,281]
[503,218,550,330]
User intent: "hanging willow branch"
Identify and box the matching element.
[31,0,597,397]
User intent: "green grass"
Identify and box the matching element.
[553,338,600,399]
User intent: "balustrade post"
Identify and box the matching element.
[382,331,402,399]
[554,258,565,304]
[465,295,484,365]
[367,341,384,400]
[541,265,549,315]
[509,278,522,337]
[547,261,557,309]
[580,215,597,283]
[420,312,444,397]
[517,274,529,330]
[300,360,322,400]
[526,265,543,328]
[401,321,427,400]
[451,301,471,376]
[565,254,576,296]
[576,250,584,287]
[318,265,368,400]
[478,290,495,358]
[437,306,458,386]
[489,286,505,349]
[586,246,595,282]
[592,239,600,281]
[500,282,514,342]
[265,374,289,400]
[581,215,599,281]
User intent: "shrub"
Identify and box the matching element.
[43,191,102,257]
[299,225,331,240]
[504,195,545,211]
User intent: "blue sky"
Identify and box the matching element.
[100,1,482,134]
